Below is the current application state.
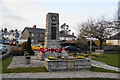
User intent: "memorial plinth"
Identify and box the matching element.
[45,58,91,72]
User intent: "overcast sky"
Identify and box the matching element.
[0,0,119,36]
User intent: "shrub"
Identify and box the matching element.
[26,37,34,55]
[76,39,89,51]
[21,41,27,50]
[91,54,99,57]
[83,54,89,57]
[21,39,34,55]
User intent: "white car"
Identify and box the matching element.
[0,44,7,54]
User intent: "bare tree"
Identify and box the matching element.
[60,23,71,34]
[4,28,8,33]
[77,17,115,50]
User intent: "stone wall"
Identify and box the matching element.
[45,58,91,72]
[45,58,67,71]
[74,59,91,70]
[22,29,29,39]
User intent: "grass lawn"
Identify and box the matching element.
[91,54,120,68]
[90,66,119,73]
[2,57,47,73]
[68,53,85,56]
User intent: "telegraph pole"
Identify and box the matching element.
[90,40,92,53]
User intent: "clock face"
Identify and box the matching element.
[51,15,56,21]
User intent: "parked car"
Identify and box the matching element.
[0,40,4,44]
[0,44,7,54]
[9,41,16,46]
[17,39,27,45]
[63,46,81,53]
[4,41,10,45]
[2,40,5,44]
[32,44,43,50]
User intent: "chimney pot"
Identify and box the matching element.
[33,25,36,28]
[72,32,74,36]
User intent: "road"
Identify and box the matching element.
[0,45,11,59]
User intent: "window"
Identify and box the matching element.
[39,34,42,37]
[31,33,34,37]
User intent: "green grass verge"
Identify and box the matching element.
[37,78,120,80]
[91,54,120,68]
[2,57,47,73]
[90,66,119,73]
[68,53,85,56]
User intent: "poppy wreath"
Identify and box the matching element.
[39,48,65,53]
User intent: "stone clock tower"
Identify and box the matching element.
[44,13,61,49]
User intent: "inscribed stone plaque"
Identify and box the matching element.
[51,27,56,39]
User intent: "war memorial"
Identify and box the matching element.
[40,13,91,72]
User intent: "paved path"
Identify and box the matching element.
[8,56,44,68]
[90,59,120,72]
[2,71,120,79]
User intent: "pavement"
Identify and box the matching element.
[8,56,44,68]
[2,71,120,79]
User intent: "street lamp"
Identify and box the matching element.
[90,39,92,53]
[87,37,92,53]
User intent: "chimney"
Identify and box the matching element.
[33,25,36,28]
[72,32,74,36]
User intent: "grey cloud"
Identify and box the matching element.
[2,7,13,12]
[7,14,26,21]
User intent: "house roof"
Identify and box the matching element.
[22,27,45,34]
[64,41,77,43]
[4,32,15,35]
[0,31,2,35]
[22,27,76,38]
[107,33,120,40]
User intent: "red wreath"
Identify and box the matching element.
[39,48,66,53]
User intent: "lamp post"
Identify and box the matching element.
[87,37,92,53]
[90,39,92,53]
